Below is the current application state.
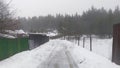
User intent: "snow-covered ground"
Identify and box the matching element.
[0,40,119,68]
[70,38,112,60]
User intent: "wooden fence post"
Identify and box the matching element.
[83,37,85,48]
[90,35,92,51]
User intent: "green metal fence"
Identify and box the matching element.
[0,38,29,60]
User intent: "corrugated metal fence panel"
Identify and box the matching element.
[0,38,8,60]
[29,34,49,49]
[18,38,29,51]
[0,38,29,60]
[8,39,18,56]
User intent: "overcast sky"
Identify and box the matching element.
[6,0,120,17]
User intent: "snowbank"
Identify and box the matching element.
[70,37,112,60]
[0,40,119,68]
[0,41,56,68]
[71,43,119,68]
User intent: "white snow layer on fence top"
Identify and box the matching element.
[0,40,119,68]
[5,30,26,34]
[0,33,16,38]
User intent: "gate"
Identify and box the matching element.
[112,23,120,65]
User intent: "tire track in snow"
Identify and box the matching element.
[65,50,79,68]
[38,45,79,68]
[37,45,58,68]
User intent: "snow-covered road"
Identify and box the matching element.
[39,45,78,68]
[0,40,119,68]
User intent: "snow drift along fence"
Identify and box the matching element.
[0,38,29,60]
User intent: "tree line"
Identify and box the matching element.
[18,6,120,37]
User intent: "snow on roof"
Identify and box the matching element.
[29,33,46,35]
[15,30,25,34]
[5,29,26,34]
[0,40,119,68]
[46,32,58,37]
[0,33,16,38]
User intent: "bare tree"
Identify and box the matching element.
[0,0,17,33]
